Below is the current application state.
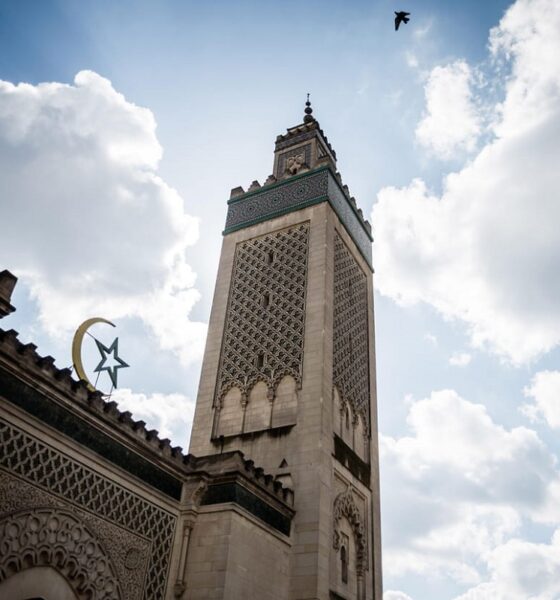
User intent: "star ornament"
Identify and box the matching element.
[93,337,129,389]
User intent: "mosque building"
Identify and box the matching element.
[0,101,382,600]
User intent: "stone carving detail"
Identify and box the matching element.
[333,233,370,430]
[0,419,176,600]
[278,144,311,176]
[215,223,309,406]
[333,488,367,576]
[0,507,121,599]
[0,471,149,600]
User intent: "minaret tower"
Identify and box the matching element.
[190,100,382,599]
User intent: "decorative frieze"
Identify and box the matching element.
[224,168,373,270]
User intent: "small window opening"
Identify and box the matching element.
[261,292,270,308]
[341,545,348,584]
[256,353,265,369]
[345,407,350,430]
[266,250,275,265]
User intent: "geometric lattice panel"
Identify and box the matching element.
[215,222,309,405]
[333,232,370,429]
[0,419,176,600]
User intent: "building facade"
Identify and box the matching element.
[0,104,382,599]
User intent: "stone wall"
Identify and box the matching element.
[185,507,291,600]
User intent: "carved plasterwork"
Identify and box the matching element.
[333,232,371,430]
[0,506,121,599]
[332,488,367,576]
[277,144,311,177]
[215,223,309,406]
[0,471,150,600]
[0,419,176,600]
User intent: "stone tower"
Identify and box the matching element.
[189,100,383,600]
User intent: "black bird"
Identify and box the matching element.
[395,11,410,31]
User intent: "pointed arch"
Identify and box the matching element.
[333,489,367,576]
[271,374,297,428]
[244,380,270,433]
[216,386,243,437]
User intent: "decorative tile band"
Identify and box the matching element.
[224,168,373,270]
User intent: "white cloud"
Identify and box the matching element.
[381,389,560,584]
[405,52,419,69]
[112,388,195,449]
[454,530,560,600]
[372,0,560,364]
[384,592,414,600]
[449,351,472,367]
[0,70,206,365]
[522,370,560,429]
[413,19,433,40]
[416,61,481,159]
[424,332,438,346]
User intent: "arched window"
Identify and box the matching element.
[341,545,348,584]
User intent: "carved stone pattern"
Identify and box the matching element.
[225,170,328,231]
[0,506,121,599]
[332,488,367,576]
[0,471,150,600]
[0,419,176,600]
[327,176,373,268]
[215,223,309,404]
[277,144,311,176]
[333,233,371,429]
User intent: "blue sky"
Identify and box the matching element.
[2,0,560,598]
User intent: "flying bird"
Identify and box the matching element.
[395,11,410,31]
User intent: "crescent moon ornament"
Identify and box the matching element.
[71,317,116,392]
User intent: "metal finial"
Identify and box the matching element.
[304,93,314,123]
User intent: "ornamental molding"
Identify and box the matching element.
[0,506,121,599]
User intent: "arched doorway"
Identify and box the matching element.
[0,507,121,599]
[0,566,79,600]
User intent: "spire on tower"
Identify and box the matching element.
[303,93,314,123]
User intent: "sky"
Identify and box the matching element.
[1,0,560,598]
